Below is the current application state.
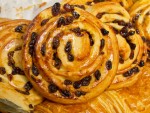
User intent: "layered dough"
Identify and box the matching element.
[34,63,150,113]
[63,1,147,89]
[0,19,43,113]
[87,2,147,89]
[129,0,150,50]
[23,3,119,104]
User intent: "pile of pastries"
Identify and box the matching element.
[0,0,150,113]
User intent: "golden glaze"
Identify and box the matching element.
[129,0,150,50]
[63,0,147,89]
[34,63,150,113]
[23,5,119,104]
[0,19,43,112]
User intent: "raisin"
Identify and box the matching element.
[41,43,46,56]
[52,2,60,16]
[101,28,109,36]
[48,83,58,93]
[64,79,72,85]
[126,22,133,28]
[89,38,94,46]
[7,74,13,81]
[65,41,72,53]
[94,70,101,80]
[120,26,129,38]
[129,50,134,59]
[93,0,105,3]
[8,51,15,67]
[71,27,83,37]
[114,20,126,26]
[119,56,124,64]
[24,81,33,91]
[41,19,49,26]
[132,14,140,23]
[72,11,80,19]
[123,70,133,77]
[67,53,74,62]
[12,67,25,75]
[57,17,66,27]
[73,81,81,89]
[60,90,71,97]
[131,67,139,73]
[129,42,136,50]
[100,39,105,50]
[15,25,23,33]
[0,67,6,75]
[15,89,30,95]
[75,91,86,97]
[86,2,92,6]
[54,57,62,69]
[96,13,105,19]
[29,32,38,56]
[129,30,135,36]
[65,16,74,25]
[32,64,39,76]
[138,60,144,67]
[106,60,112,70]
[81,76,92,86]
[86,31,94,46]
[15,46,22,51]
[63,4,74,12]
[29,104,33,109]
[52,36,60,49]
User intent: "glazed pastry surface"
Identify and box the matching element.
[23,2,119,104]
[0,19,43,113]
[34,62,150,113]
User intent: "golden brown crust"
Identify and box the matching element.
[63,0,147,89]
[129,0,150,50]
[0,19,43,112]
[86,2,147,89]
[34,63,150,113]
[23,3,119,104]
[0,18,10,23]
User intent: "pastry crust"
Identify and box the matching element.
[63,0,147,89]
[129,0,150,50]
[87,2,147,89]
[34,63,150,113]
[0,19,43,113]
[23,3,119,104]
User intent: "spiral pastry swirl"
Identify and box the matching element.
[130,0,150,50]
[0,19,43,112]
[23,3,119,104]
[34,62,150,113]
[62,1,147,89]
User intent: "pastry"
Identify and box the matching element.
[62,0,135,10]
[23,2,119,104]
[88,1,147,89]
[34,62,150,113]
[62,1,147,89]
[129,0,150,50]
[0,19,43,113]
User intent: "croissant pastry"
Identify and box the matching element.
[34,62,150,113]
[23,2,119,104]
[129,0,150,51]
[0,19,43,113]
